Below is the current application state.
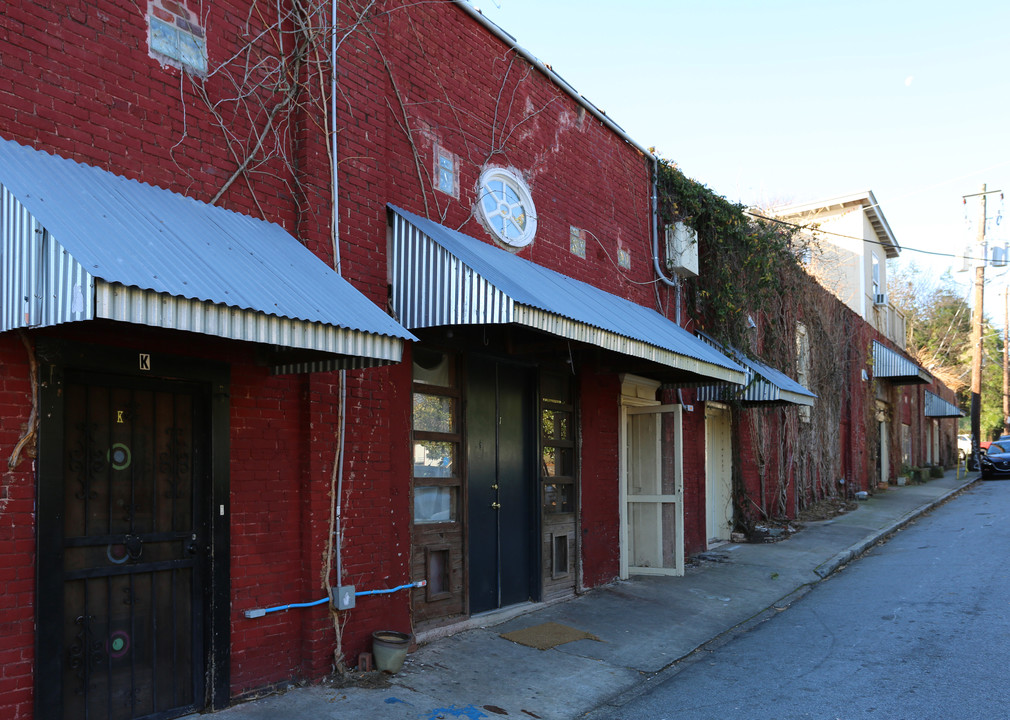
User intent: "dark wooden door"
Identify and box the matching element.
[466,358,535,614]
[44,373,208,720]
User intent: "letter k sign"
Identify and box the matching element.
[139,353,151,371]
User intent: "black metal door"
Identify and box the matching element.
[466,358,535,614]
[49,373,208,720]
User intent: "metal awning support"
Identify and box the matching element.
[695,333,817,406]
[388,205,747,386]
[924,390,963,418]
[0,138,414,371]
[872,340,931,385]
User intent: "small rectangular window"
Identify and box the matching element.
[434,146,459,198]
[413,441,455,478]
[544,483,574,513]
[414,487,456,524]
[541,373,572,405]
[569,226,586,258]
[412,345,461,527]
[541,370,576,514]
[541,447,574,478]
[413,394,457,434]
[149,6,207,74]
[425,546,452,600]
[413,347,452,387]
[618,247,631,269]
[551,533,571,578]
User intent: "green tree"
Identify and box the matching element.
[890,263,1003,438]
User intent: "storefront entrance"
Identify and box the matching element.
[466,357,537,614]
[619,375,684,578]
[36,345,230,720]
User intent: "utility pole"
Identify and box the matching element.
[970,184,986,464]
[1004,288,1009,436]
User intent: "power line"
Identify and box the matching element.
[745,209,1002,262]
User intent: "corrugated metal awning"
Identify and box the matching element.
[695,334,817,406]
[924,391,963,418]
[0,138,414,371]
[872,340,931,385]
[388,205,747,385]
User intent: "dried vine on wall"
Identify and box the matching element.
[657,161,863,530]
[159,0,384,675]
[159,0,576,672]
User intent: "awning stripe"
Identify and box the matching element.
[95,282,403,363]
[872,340,931,385]
[0,137,413,367]
[391,217,514,328]
[924,390,963,418]
[389,205,747,385]
[1,190,96,330]
[695,334,817,406]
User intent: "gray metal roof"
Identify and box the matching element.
[924,390,963,418]
[872,340,931,385]
[0,137,413,365]
[388,205,747,385]
[695,334,817,406]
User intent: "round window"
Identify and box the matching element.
[476,167,537,248]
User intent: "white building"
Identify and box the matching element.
[775,190,906,346]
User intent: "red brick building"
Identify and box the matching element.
[0,2,960,718]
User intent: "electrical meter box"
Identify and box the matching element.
[665,221,699,277]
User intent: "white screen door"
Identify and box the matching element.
[620,403,684,578]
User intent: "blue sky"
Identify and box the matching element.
[473,0,1010,319]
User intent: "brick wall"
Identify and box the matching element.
[578,369,621,586]
[679,392,708,555]
[0,0,820,709]
[0,333,35,720]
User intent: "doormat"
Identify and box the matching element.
[500,622,600,650]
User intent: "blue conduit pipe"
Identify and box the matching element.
[243,581,426,619]
[354,581,424,597]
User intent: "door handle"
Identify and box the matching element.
[491,502,501,510]
[124,534,143,560]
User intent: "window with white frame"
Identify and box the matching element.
[476,167,537,249]
[871,254,882,298]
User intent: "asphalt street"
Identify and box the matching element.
[586,480,1010,720]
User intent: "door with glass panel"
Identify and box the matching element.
[410,348,464,622]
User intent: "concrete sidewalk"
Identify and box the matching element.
[193,469,977,720]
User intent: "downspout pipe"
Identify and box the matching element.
[331,0,341,274]
[650,155,681,308]
[334,370,347,586]
[331,0,347,591]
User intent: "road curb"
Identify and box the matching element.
[813,476,979,579]
[582,475,980,720]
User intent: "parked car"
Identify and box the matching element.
[960,434,992,469]
[980,442,1010,480]
[958,434,971,459]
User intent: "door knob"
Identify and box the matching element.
[491,502,501,509]
[491,483,499,490]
